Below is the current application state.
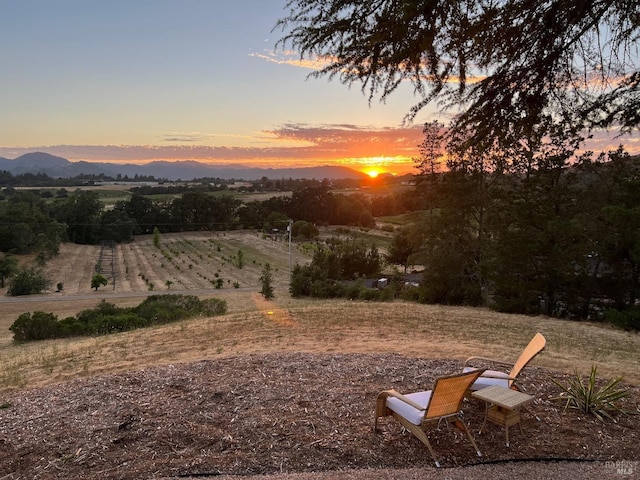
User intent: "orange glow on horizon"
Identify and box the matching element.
[352,155,414,177]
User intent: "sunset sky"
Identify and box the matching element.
[1,1,636,177]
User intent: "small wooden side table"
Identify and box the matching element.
[471,385,534,447]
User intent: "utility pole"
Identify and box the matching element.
[287,219,293,279]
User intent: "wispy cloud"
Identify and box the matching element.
[162,132,207,143]
[251,48,486,87]
[160,132,263,144]
[249,49,327,70]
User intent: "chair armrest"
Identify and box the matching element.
[383,389,426,411]
[481,372,517,381]
[464,356,513,368]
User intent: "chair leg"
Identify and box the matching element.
[374,391,392,432]
[392,413,442,468]
[455,418,482,458]
[422,436,441,468]
[411,425,441,468]
[478,402,489,434]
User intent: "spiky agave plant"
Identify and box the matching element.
[552,365,630,422]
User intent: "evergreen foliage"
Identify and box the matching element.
[9,295,228,342]
[8,266,51,296]
[276,1,639,148]
[0,253,18,287]
[153,226,161,248]
[260,263,275,300]
[10,311,61,342]
[290,237,385,299]
[91,273,109,291]
[551,365,631,423]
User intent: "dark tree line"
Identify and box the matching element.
[0,190,244,254]
[290,237,383,298]
[395,133,640,321]
[0,181,412,256]
[0,170,164,188]
[238,180,414,230]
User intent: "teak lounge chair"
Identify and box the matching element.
[375,369,486,467]
[463,332,546,392]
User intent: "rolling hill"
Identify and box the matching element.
[0,152,369,181]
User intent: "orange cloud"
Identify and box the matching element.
[0,123,426,175]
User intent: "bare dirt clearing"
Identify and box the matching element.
[1,353,638,480]
[1,237,639,479]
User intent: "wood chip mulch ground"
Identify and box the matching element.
[1,352,638,479]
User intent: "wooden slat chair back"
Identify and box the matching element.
[375,369,486,468]
[463,332,546,391]
[425,373,478,419]
[507,332,547,387]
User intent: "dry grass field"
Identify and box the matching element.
[41,230,297,295]
[2,289,640,395]
[1,233,639,479]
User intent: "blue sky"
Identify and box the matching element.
[1,1,636,176]
[0,0,437,175]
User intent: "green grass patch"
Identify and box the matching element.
[377,210,430,226]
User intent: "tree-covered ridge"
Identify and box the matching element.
[0,176,411,256]
[409,144,640,322]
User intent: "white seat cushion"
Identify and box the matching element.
[385,390,432,425]
[463,366,510,390]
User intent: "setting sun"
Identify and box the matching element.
[366,169,380,178]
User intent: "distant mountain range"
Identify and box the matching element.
[0,152,370,181]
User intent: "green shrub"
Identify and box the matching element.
[88,313,145,335]
[10,312,60,342]
[134,294,226,323]
[378,287,396,301]
[8,266,51,296]
[358,287,395,302]
[551,365,630,422]
[309,279,345,298]
[77,301,121,325]
[59,316,88,337]
[400,285,422,302]
[260,263,275,300]
[344,282,364,300]
[358,288,381,301]
[9,294,227,342]
[91,273,109,291]
[135,302,187,324]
